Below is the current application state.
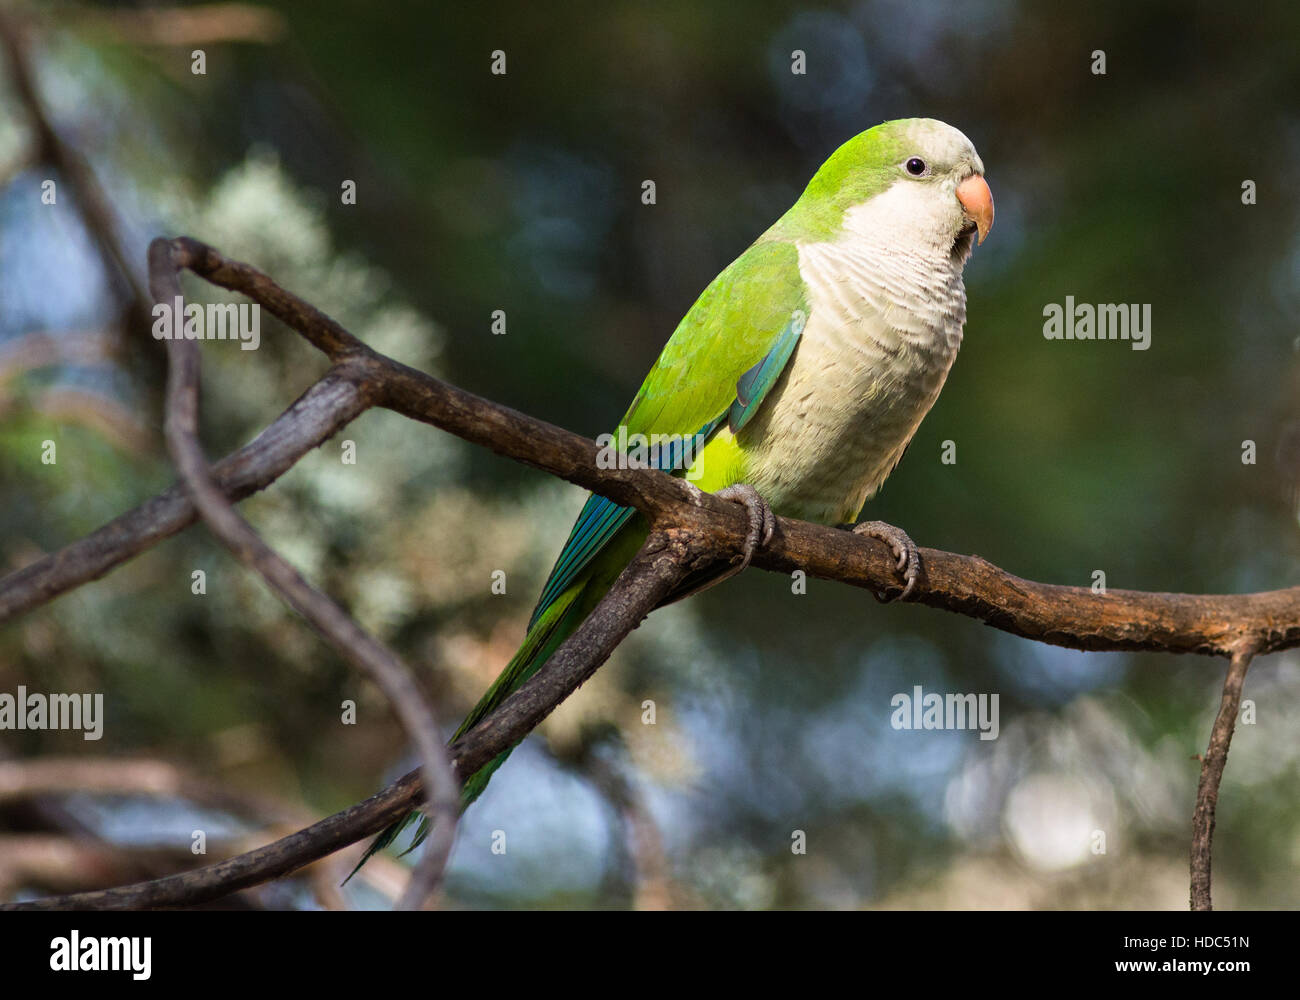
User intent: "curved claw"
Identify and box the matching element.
[852,520,919,601]
[665,483,776,606]
[716,483,775,572]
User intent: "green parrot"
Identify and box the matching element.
[349,117,992,877]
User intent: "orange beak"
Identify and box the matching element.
[956,174,994,245]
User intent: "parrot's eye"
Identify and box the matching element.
[905,157,928,176]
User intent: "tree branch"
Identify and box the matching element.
[149,238,458,910]
[3,236,1296,910]
[0,756,305,826]
[3,527,691,910]
[7,239,1297,658]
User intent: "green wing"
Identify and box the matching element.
[529,237,808,626]
[618,238,806,438]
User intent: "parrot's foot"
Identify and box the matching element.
[666,482,775,604]
[852,520,920,602]
[715,483,776,573]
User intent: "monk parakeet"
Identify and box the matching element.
[350,117,992,876]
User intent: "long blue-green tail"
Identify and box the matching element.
[344,503,650,884]
[342,587,583,882]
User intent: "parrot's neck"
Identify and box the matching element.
[843,178,976,254]
[836,178,974,333]
[736,187,970,524]
[796,176,970,367]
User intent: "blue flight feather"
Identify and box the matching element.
[729,314,803,433]
[528,413,728,628]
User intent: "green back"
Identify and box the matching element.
[529,238,809,626]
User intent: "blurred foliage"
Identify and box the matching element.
[0,0,1298,908]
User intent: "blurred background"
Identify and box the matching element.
[0,0,1298,908]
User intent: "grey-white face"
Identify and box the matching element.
[896,119,986,181]
[843,120,992,265]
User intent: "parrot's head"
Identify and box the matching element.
[796,117,993,266]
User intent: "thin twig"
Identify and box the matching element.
[0,364,370,623]
[171,236,368,360]
[80,3,289,46]
[1189,643,1257,911]
[0,11,159,370]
